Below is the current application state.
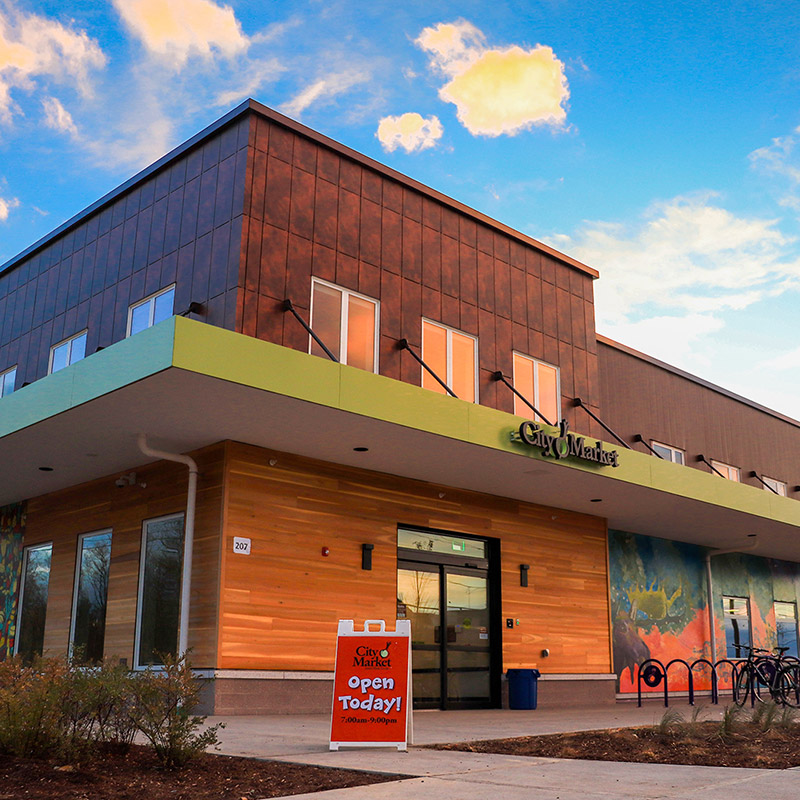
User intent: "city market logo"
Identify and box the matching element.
[511,419,619,468]
[353,641,392,667]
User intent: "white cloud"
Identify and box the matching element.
[0,5,106,124]
[749,127,800,209]
[280,70,369,119]
[0,194,20,222]
[554,193,800,327]
[415,20,568,136]
[213,58,285,108]
[42,96,78,136]
[376,112,443,153]
[112,0,248,69]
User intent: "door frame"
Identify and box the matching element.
[397,525,502,709]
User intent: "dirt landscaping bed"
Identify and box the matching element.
[0,744,403,800]
[433,718,800,769]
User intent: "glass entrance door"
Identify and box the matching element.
[397,562,492,709]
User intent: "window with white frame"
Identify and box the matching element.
[711,459,740,482]
[49,330,87,374]
[0,365,16,397]
[309,279,379,372]
[762,476,787,496]
[652,441,685,465]
[421,319,478,402]
[512,352,560,424]
[14,543,53,663]
[70,530,112,664]
[135,513,184,668]
[127,285,175,337]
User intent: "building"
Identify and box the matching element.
[2,99,800,714]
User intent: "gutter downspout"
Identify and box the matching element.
[705,537,759,662]
[138,433,198,658]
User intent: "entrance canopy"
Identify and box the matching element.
[2,317,799,560]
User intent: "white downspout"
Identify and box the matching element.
[705,537,759,662]
[138,433,198,658]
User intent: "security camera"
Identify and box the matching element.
[115,472,137,488]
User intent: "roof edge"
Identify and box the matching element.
[0,101,251,276]
[245,99,598,279]
[2,98,598,281]
[597,332,800,429]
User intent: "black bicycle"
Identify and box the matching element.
[733,645,800,707]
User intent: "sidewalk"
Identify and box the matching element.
[209,703,800,799]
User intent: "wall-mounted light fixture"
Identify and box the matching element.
[362,543,374,570]
[520,563,530,587]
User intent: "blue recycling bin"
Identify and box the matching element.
[507,668,541,709]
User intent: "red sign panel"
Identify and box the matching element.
[329,619,411,751]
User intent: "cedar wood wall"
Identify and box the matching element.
[599,341,800,493]
[21,444,224,667]
[219,441,611,675]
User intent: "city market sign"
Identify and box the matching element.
[511,419,620,468]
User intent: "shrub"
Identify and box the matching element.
[751,700,780,732]
[89,660,139,753]
[654,707,684,735]
[132,652,222,769]
[718,704,742,740]
[0,656,72,759]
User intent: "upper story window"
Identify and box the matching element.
[652,441,684,465]
[421,319,478,403]
[762,476,787,496]
[711,460,740,481]
[49,330,87,374]
[512,352,559,424]
[127,285,175,337]
[0,366,16,397]
[309,279,379,372]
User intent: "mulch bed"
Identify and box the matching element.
[433,721,800,769]
[0,745,403,799]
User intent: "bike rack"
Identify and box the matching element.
[636,657,742,707]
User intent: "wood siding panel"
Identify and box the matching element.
[22,444,224,668]
[219,442,610,675]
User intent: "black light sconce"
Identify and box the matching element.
[362,543,374,571]
[520,563,530,587]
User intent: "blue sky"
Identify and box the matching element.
[3,0,800,418]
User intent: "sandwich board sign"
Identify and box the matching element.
[329,619,412,751]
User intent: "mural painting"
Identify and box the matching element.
[609,530,800,694]
[0,502,26,660]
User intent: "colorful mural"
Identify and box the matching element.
[0,502,26,660]
[609,530,800,694]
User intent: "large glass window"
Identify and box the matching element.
[309,279,378,371]
[652,442,684,465]
[49,331,87,374]
[14,543,53,662]
[512,352,560,424]
[421,320,477,402]
[135,514,184,668]
[723,596,751,658]
[0,366,16,397]
[70,530,112,664]
[775,601,799,658]
[127,285,175,337]
[711,460,740,482]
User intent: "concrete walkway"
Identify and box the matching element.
[210,704,800,799]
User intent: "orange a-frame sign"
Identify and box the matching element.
[329,619,412,751]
